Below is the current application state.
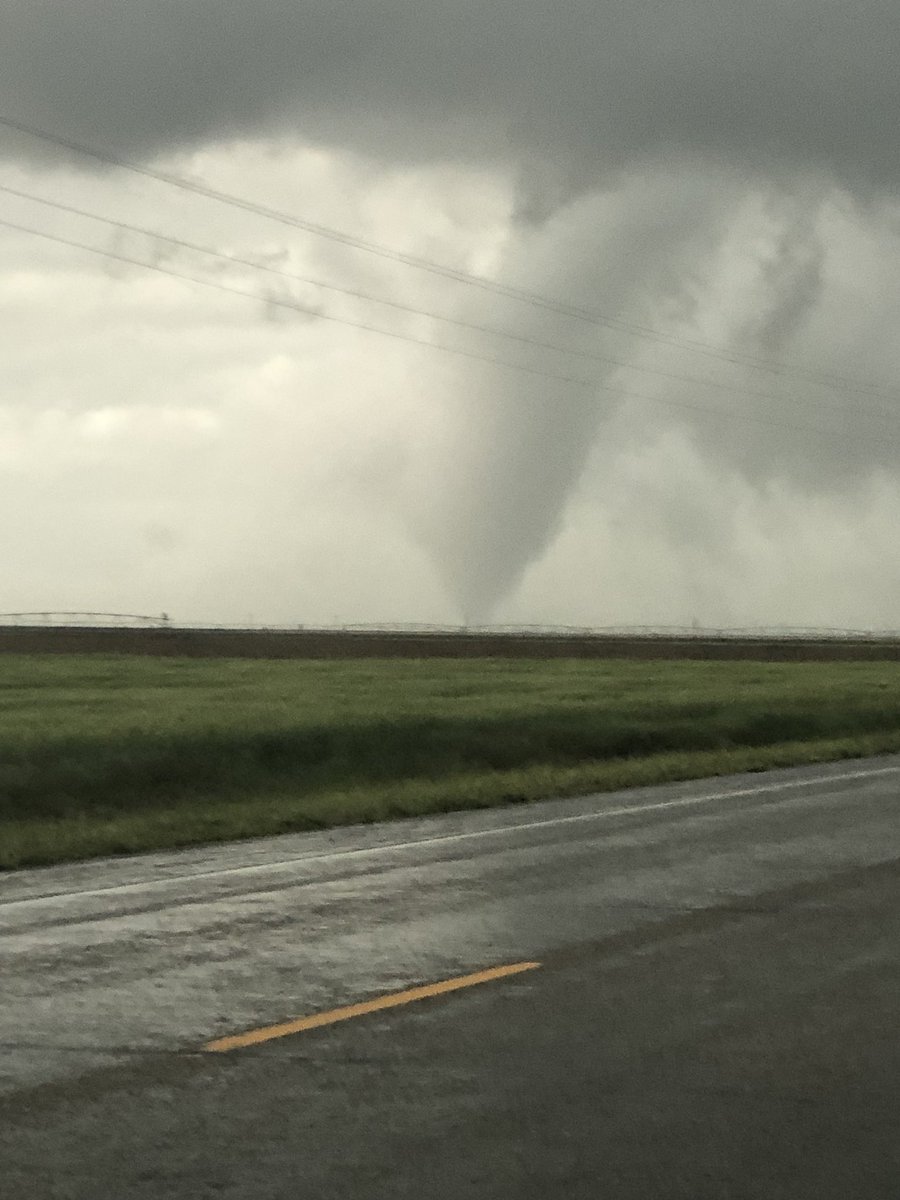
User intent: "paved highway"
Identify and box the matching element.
[3,755,900,1197]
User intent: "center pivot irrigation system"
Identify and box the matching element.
[1,613,899,640]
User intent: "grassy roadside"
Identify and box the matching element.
[2,654,900,870]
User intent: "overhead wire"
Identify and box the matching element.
[0,211,894,457]
[0,111,896,402]
[4,180,899,428]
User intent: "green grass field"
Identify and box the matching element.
[2,654,900,870]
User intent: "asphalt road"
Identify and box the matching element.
[3,755,900,1197]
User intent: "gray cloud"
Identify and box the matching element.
[3,0,900,199]
[5,1,900,622]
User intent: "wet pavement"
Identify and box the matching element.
[2,756,900,1196]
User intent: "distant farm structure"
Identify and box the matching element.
[0,612,171,627]
[1,617,900,661]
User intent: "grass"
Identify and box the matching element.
[2,654,900,870]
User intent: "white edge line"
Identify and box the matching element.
[2,763,898,912]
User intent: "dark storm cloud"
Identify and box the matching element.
[6,1,900,622]
[3,0,900,197]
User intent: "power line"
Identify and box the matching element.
[1,212,894,456]
[0,111,895,402]
[0,214,604,389]
[2,181,898,431]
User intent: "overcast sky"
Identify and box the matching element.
[3,1,900,628]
